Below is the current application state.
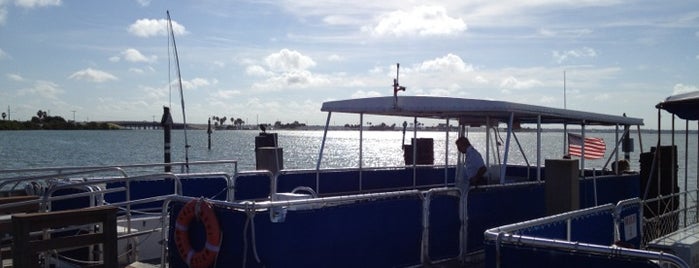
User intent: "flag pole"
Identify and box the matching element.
[581,122,586,178]
[563,70,568,156]
[563,70,567,109]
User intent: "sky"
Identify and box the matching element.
[0,0,697,129]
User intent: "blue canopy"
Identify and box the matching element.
[656,91,699,121]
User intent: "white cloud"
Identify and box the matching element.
[369,66,384,74]
[416,54,473,73]
[672,83,699,95]
[68,68,118,83]
[351,90,382,99]
[18,80,63,99]
[0,7,7,26]
[252,69,330,91]
[248,49,331,91]
[213,61,225,68]
[109,56,120,62]
[538,29,556,37]
[593,93,611,101]
[180,77,213,90]
[128,68,144,74]
[264,70,323,86]
[245,65,272,77]
[213,89,241,100]
[363,5,466,37]
[14,0,61,8]
[539,28,593,38]
[327,54,343,62]
[474,76,488,84]
[121,48,156,63]
[6,73,23,81]
[323,15,362,26]
[265,49,316,72]
[135,0,150,7]
[140,84,167,100]
[128,18,187,38]
[0,48,8,59]
[499,76,543,90]
[553,47,597,64]
[540,96,556,104]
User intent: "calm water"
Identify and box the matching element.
[0,129,696,184]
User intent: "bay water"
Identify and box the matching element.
[0,129,696,189]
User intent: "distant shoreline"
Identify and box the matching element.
[1,122,693,134]
[0,120,119,130]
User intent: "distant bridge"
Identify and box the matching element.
[105,121,199,130]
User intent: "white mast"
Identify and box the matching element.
[167,10,190,170]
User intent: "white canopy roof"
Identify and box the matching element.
[321,96,643,126]
[656,91,699,121]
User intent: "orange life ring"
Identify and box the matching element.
[174,199,221,268]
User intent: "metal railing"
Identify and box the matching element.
[0,160,238,266]
[641,189,699,246]
[485,199,689,268]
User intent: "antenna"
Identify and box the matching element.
[393,63,406,107]
[563,70,567,109]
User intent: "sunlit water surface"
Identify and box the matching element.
[1,130,696,189]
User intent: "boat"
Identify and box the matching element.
[484,90,699,267]
[0,83,654,268]
[0,12,667,268]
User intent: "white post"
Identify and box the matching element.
[485,116,491,168]
[537,115,542,181]
[500,113,514,184]
[445,118,450,185]
[359,113,364,190]
[581,122,586,178]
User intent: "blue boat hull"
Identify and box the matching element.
[166,167,640,267]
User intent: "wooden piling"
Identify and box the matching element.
[160,107,173,172]
[207,118,212,150]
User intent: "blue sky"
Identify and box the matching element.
[0,0,697,129]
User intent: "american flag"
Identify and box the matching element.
[568,133,606,159]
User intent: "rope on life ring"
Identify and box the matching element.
[174,198,222,268]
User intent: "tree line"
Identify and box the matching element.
[0,110,117,130]
[211,116,245,129]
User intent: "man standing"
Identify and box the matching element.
[456,136,488,188]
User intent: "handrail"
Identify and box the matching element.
[0,163,236,266]
[0,160,238,199]
[420,187,461,265]
[177,172,233,201]
[487,204,615,234]
[0,167,129,191]
[490,232,688,268]
[247,189,423,209]
[275,165,457,196]
[0,159,238,175]
[485,200,689,268]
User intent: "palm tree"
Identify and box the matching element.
[234,118,244,129]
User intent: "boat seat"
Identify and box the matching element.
[0,196,40,216]
[0,196,41,260]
